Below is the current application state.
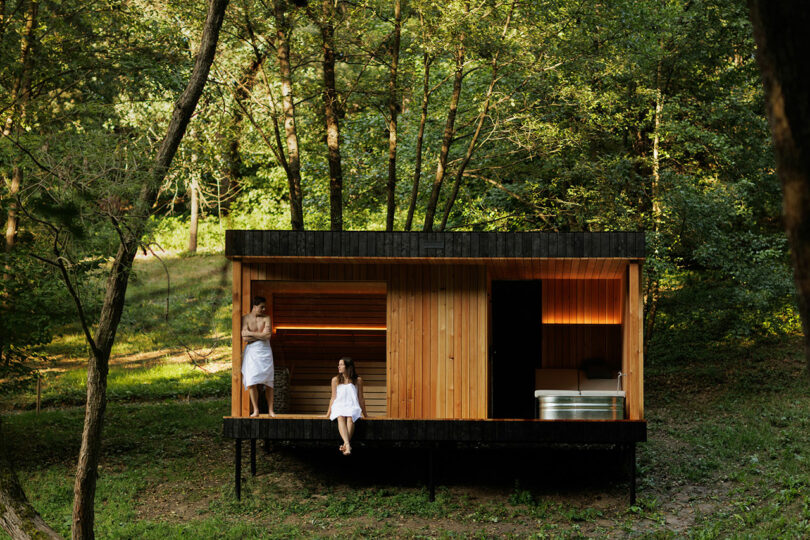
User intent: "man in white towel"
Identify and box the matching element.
[241,296,275,417]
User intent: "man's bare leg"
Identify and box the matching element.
[248,386,260,417]
[265,386,276,417]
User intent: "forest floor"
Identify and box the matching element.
[3,253,810,538]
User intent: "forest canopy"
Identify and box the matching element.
[0,0,797,364]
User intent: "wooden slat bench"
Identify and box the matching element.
[288,361,387,416]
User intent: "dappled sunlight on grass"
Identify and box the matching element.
[3,251,234,410]
[3,361,231,410]
[14,251,232,382]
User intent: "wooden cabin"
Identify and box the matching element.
[223,230,647,500]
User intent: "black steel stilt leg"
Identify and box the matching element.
[235,438,242,500]
[250,438,257,476]
[427,447,435,502]
[629,443,636,505]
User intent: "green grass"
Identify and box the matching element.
[2,363,231,409]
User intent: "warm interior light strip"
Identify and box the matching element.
[542,320,621,325]
[274,325,387,331]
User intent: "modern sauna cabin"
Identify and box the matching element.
[225,229,645,420]
[223,230,647,501]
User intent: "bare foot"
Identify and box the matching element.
[268,410,276,418]
[250,412,259,418]
[343,445,352,456]
[339,444,345,453]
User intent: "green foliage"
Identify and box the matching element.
[0,247,83,393]
[4,0,795,366]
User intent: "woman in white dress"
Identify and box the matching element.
[325,357,367,455]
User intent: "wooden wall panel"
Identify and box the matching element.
[231,260,242,416]
[541,325,622,369]
[272,293,385,328]
[622,263,644,419]
[387,263,488,419]
[542,279,621,324]
[241,262,251,417]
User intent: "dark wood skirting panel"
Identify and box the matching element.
[222,418,647,444]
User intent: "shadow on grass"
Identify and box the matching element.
[257,443,632,500]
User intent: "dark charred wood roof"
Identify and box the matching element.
[225,230,645,259]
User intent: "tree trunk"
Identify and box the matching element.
[749,1,810,370]
[3,0,37,251]
[0,0,7,40]
[222,55,265,213]
[423,46,464,232]
[4,167,20,251]
[188,178,198,253]
[70,1,229,537]
[405,53,431,232]
[438,2,513,231]
[643,58,664,354]
[651,59,663,227]
[385,0,401,231]
[643,279,659,357]
[321,0,343,231]
[273,0,304,231]
[1,419,62,539]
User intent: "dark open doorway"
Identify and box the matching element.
[491,280,542,419]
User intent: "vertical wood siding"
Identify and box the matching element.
[386,264,488,419]
[231,260,242,416]
[541,279,621,323]
[622,263,644,419]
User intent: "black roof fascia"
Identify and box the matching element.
[225,230,645,259]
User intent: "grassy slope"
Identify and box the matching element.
[3,253,233,410]
[3,253,810,538]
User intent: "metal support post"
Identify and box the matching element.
[250,438,257,476]
[235,438,242,500]
[427,447,435,502]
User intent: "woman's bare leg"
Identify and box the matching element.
[265,386,276,417]
[344,418,354,454]
[337,417,350,453]
[248,386,260,417]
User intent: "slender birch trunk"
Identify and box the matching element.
[321,0,343,230]
[273,0,304,230]
[385,0,401,230]
[405,53,431,231]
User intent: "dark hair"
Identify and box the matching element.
[252,296,266,306]
[338,356,358,384]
